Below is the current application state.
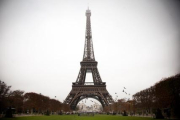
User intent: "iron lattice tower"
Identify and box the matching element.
[64,8,114,110]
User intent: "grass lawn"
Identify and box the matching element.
[1,115,164,120]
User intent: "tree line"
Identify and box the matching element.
[103,73,180,119]
[1,73,179,118]
[103,98,135,116]
[0,80,70,115]
[133,73,180,118]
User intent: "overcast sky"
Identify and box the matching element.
[0,0,180,105]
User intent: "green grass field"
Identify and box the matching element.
[1,115,164,120]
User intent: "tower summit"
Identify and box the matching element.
[64,9,114,110]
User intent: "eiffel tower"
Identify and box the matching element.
[64,8,114,110]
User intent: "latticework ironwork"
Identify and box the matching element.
[64,8,114,110]
[83,9,95,61]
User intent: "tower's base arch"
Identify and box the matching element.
[64,83,114,110]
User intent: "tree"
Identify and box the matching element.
[23,92,50,113]
[0,80,11,113]
[154,74,180,118]
[133,73,180,118]
[8,90,24,113]
[0,81,64,115]
[23,92,63,114]
[49,99,62,112]
[61,103,71,112]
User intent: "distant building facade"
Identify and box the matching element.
[77,102,102,112]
